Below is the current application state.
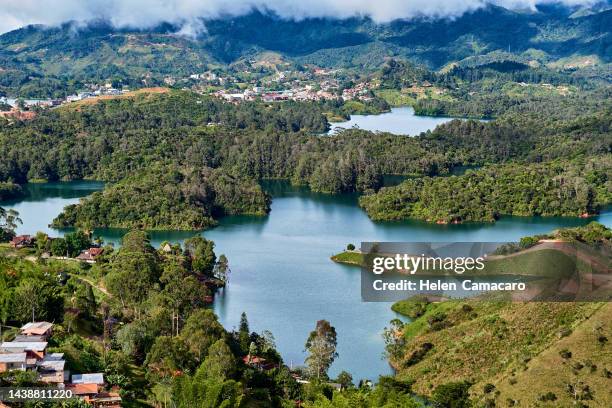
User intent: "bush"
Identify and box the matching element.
[538,392,557,402]
[483,383,495,394]
[404,342,434,367]
[559,349,572,359]
[431,381,472,408]
[346,243,355,251]
[519,236,539,249]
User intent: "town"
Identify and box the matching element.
[0,321,122,407]
[0,64,381,120]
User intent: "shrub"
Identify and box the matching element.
[538,392,557,402]
[483,383,495,394]
[431,381,472,408]
[519,236,539,249]
[404,342,434,367]
[559,349,572,359]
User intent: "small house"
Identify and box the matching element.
[0,341,48,365]
[76,248,104,263]
[37,354,67,384]
[0,353,27,372]
[20,321,53,339]
[10,235,33,248]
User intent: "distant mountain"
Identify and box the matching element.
[0,3,610,96]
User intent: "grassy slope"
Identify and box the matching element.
[393,300,610,406]
[494,302,612,407]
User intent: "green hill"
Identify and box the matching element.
[1,5,610,97]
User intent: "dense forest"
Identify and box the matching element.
[0,85,610,227]
[359,157,612,223]
[52,165,270,230]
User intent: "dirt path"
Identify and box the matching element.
[72,274,111,297]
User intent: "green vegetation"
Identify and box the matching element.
[330,251,364,266]
[0,5,611,407]
[0,182,23,201]
[1,6,609,97]
[52,165,270,230]
[382,224,612,406]
[360,158,611,223]
[0,207,21,241]
[1,79,609,228]
[0,231,430,407]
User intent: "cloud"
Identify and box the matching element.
[0,0,600,35]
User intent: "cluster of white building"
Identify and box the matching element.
[1,84,130,110]
[0,322,121,407]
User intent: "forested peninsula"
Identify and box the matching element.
[360,157,611,223]
[51,165,271,230]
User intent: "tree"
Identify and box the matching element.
[431,381,472,408]
[213,254,230,283]
[200,339,237,381]
[145,336,191,381]
[248,342,258,362]
[346,243,355,251]
[305,320,338,380]
[50,238,69,257]
[336,371,354,389]
[159,261,208,335]
[238,312,250,353]
[35,231,49,254]
[382,318,406,361]
[65,230,92,257]
[105,231,160,314]
[0,207,21,241]
[184,236,216,277]
[260,330,276,354]
[115,320,156,363]
[12,278,63,323]
[180,309,225,363]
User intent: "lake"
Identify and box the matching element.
[2,180,611,381]
[328,106,468,135]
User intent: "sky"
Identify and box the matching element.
[0,0,600,35]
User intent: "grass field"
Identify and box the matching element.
[330,251,364,266]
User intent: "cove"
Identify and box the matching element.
[2,180,611,381]
[327,106,479,136]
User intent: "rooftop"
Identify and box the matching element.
[38,358,65,371]
[13,335,46,343]
[20,322,53,335]
[65,383,99,395]
[1,342,48,351]
[72,373,104,384]
[0,353,27,363]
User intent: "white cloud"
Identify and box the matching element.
[0,0,599,35]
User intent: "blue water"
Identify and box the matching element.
[3,181,610,381]
[328,106,474,136]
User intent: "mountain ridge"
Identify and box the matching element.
[0,4,610,97]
